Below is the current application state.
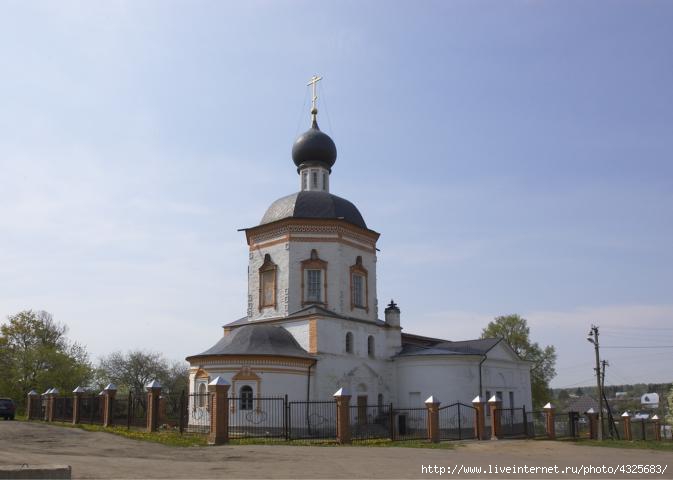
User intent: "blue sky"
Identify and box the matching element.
[1,1,672,388]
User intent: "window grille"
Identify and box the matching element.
[306,270,322,302]
[352,274,364,307]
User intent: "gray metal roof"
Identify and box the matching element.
[260,191,367,229]
[222,306,387,329]
[396,338,501,358]
[189,324,312,359]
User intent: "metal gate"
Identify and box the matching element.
[439,402,476,440]
[498,407,527,438]
[287,400,337,440]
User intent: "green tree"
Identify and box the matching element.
[481,314,557,409]
[0,310,93,411]
[97,350,188,395]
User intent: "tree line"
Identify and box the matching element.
[0,310,187,411]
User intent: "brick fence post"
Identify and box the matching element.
[651,415,661,441]
[488,395,502,440]
[621,412,632,441]
[424,396,441,443]
[333,388,352,445]
[72,386,85,425]
[103,383,117,427]
[47,388,59,422]
[208,376,230,445]
[472,396,486,440]
[585,408,598,440]
[26,390,39,420]
[543,402,556,440]
[146,380,162,432]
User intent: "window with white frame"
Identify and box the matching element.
[306,270,322,302]
[239,385,253,411]
[301,249,327,306]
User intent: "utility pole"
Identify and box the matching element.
[587,325,603,440]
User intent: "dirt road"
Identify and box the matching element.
[0,422,671,478]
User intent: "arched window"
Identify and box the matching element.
[367,335,375,357]
[239,385,253,411]
[198,383,207,407]
[345,332,353,354]
[377,393,384,409]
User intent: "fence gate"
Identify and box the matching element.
[555,411,579,439]
[287,400,337,440]
[228,397,286,439]
[128,392,147,428]
[498,407,527,438]
[439,402,476,440]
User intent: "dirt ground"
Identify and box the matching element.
[1,422,672,479]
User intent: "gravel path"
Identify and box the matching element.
[0,421,671,478]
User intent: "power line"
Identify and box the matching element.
[602,345,673,349]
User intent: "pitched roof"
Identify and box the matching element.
[396,337,501,358]
[564,394,600,414]
[187,324,312,360]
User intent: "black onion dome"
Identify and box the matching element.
[260,191,367,229]
[191,324,312,359]
[292,122,337,170]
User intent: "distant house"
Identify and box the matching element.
[564,394,599,413]
[641,393,659,409]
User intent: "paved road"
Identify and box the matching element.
[0,422,671,478]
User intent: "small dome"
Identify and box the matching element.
[190,324,312,359]
[292,122,337,171]
[260,191,367,229]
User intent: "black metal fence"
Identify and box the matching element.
[186,393,210,433]
[393,407,427,440]
[498,407,528,438]
[554,411,579,438]
[439,403,476,440]
[127,392,147,428]
[79,395,104,424]
[350,404,392,441]
[229,396,286,439]
[52,397,73,422]
[527,410,547,438]
[287,400,337,440]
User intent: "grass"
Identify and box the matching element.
[574,438,673,452]
[25,419,455,449]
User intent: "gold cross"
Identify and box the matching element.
[307,75,323,112]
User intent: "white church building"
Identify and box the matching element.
[186,83,532,413]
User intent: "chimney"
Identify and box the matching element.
[384,300,400,327]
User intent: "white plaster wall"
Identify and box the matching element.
[308,318,399,404]
[287,241,378,322]
[248,240,290,320]
[189,363,311,402]
[394,350,532,411]
[395,356,481,407]
[281,320,311,352]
